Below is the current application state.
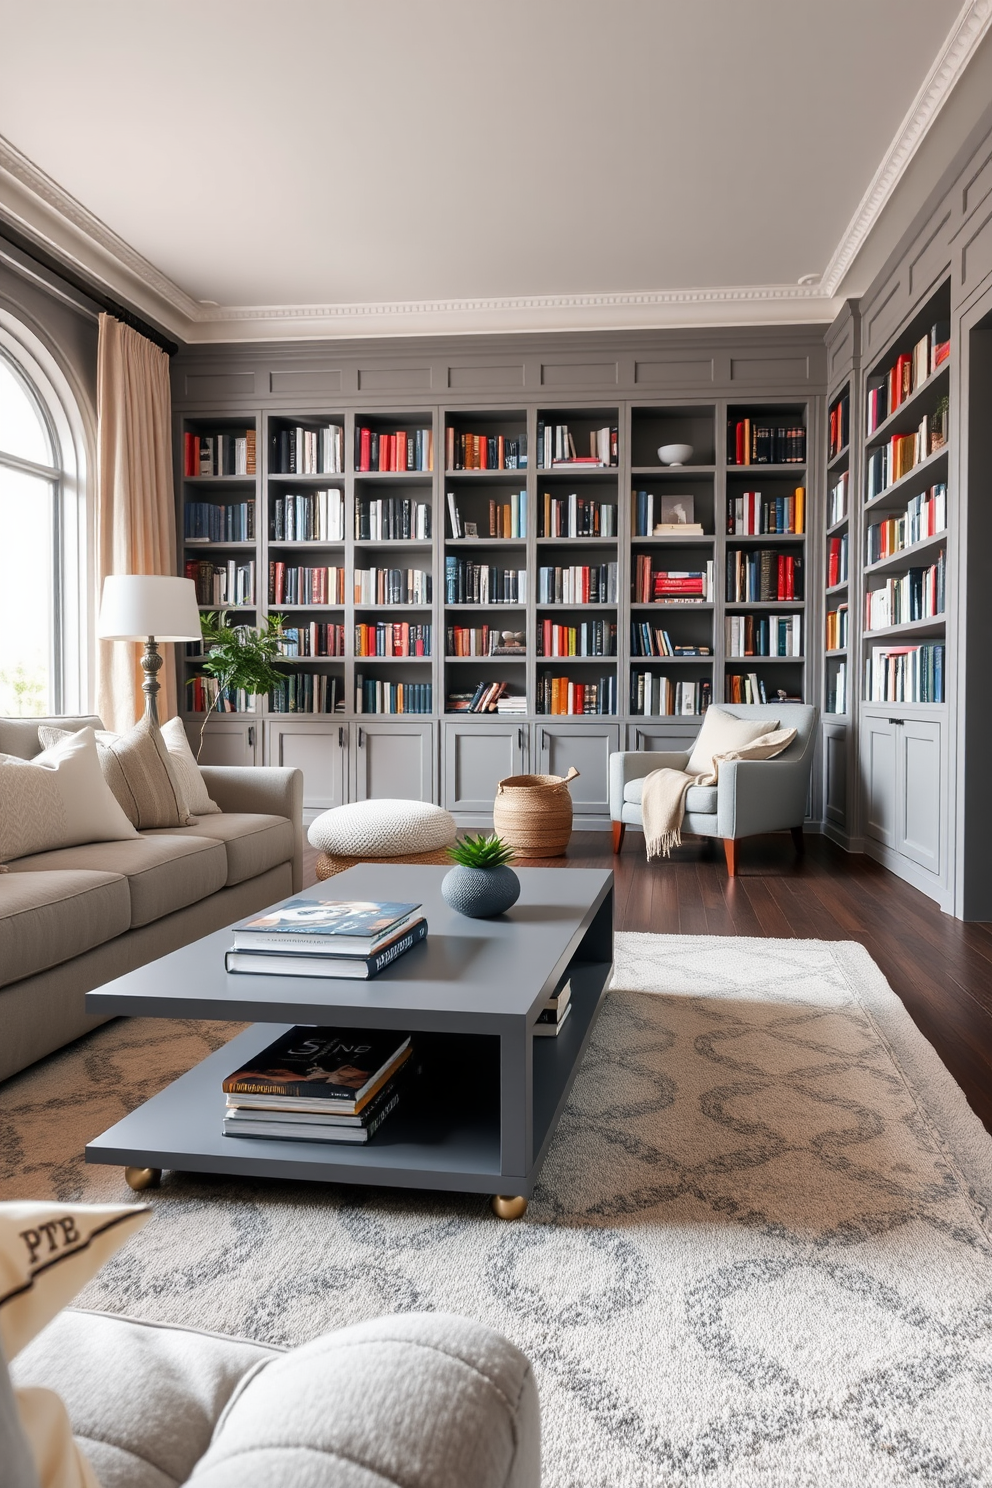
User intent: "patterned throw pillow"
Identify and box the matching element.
[160,717,221,815]
[0,728,138,864]
[38,718,193,830]
[0,1201,151,1488]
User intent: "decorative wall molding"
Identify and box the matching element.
[0,2,989,342]
[820,0,992,296]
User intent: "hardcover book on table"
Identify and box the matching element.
[222,1026,412,1104]
[231,897,421,953]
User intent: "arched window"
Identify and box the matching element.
[0,321,86,716]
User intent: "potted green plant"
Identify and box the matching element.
[441,832,520,918]
[190,611,287,759]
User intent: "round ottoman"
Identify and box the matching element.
[308,799,457,880]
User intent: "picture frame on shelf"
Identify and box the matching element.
[660,494,694,525]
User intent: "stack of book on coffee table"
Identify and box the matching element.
[535,976,572,1036]
[222,1026,413,1143]
[224,897,425,979]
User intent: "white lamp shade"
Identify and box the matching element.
[97,575,202,641]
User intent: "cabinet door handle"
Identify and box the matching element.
[247,725,256,748]
[358,727,366,747]
[887,718,905,726]
[518,726,526,751]
[541,729,549,751]
[338,726,344,747]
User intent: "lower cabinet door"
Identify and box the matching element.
[860,714,898,849]
[442,721,526,815]
[627,721,701,755]
[265,720,346,812]
[185,717,259,767]
[535,721,620,816]
[351,720,435,802]
[823,722,848,830]
[897,717,941,873]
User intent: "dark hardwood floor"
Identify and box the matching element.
[303,830,992,1133]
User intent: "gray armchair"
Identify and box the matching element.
[609,703,819,875]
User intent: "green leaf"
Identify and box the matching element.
[446,833,516,869]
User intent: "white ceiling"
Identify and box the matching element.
[0,0,988,341]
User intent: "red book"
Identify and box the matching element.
[360,428,371,472]
[828,538,840,588]
[933,340,950,369]
[786,555,795,600]
[735,421,745,466]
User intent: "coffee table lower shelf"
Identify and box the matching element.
[86,958,613,1203]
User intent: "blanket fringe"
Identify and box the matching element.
[646,829,681,861]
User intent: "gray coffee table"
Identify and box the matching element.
[85,864,614,1219]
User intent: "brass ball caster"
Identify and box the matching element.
[124,1166,162,1191]
[491,1194,528,1220]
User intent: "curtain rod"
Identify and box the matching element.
[0,222,180,356]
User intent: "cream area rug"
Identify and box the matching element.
[4,934,992,1488]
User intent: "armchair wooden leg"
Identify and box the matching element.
[612,821,626,853]
[791,826,805,856]
[723,839,739,877]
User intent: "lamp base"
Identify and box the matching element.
[141,637,163,725]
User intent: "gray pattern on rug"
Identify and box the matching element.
[3,934,992,1487]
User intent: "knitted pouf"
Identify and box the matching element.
[308,799,457,857]
[315,846,454,880]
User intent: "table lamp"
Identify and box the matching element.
[97,574,202,725]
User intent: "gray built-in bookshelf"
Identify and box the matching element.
[173,340,823,830]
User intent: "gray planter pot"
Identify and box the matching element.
[440,864,520,919]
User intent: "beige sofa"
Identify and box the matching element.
[0,716,303,1084]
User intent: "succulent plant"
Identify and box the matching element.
[446,833,515,869]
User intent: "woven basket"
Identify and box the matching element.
[492,766,579,858]
[315,845,452,880]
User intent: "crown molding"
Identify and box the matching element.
[820,0,992,296]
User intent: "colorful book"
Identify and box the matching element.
[222,1027,412,1105]
[232,898,421,953]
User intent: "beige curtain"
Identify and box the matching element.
[95,314,177,731]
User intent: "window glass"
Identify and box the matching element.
[0,466,54,714]
[0,354,53,467]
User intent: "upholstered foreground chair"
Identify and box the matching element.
[609,703,819,875]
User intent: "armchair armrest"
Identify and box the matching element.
[609,749,690,820]
[200,766,304,891]
[716,756,811,840]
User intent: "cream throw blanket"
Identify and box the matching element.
[641,727,797,859]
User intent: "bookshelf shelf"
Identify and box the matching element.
[827,445,850,472]
[826,516,849,537]
[863,444,948,513]
[726,463,806,475]
[725,654,805,664]
[630,464,717,476]
[535,467,618,479]
[185,540,255,549]
[630,534,715,545]
[630,602,715,610]
[184,475,256,486]
[725,532,805,545]
[863,614,945,641]
[725,600,806,610]
[447,539,527,549]
[825,648,847,658]
[825,582,849,597]
[863,530,948,575]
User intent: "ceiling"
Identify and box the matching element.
[0,0,989,342]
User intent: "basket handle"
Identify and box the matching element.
[564,766,580,784]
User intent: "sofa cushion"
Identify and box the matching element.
[0,871,130,989]
[39,720,193,831]
[308,799,456,857]
[13,1311,276,1488]
[622,779,718,814]
[0,717,103,761]
[143,814,294,888]
[6,837,227,929]
[0,730,138,865]
[160,718,221,816]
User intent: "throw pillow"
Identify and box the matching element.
[686,707,781,778]
[39,718,194,831]
[160,716,221,815]
[0,729,138,865]
[0,1201,151,1488]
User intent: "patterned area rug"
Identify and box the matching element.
[4,934,992,1488]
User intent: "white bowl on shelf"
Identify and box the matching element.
[657,443,693,467]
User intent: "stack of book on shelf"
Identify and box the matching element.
[355,497,430,542]
[278,623,346,657]
[631,673,711,717]
[726,550,803,602]
[866,322,950,434]
[445,430,526,470]
[538,422,617,469]
[725,613,802,658]
[537,620,616,657]
[727,420,806,465]
[634,557,714,604]
[726,488,804,535]
[633,491,703,537]
[356,678,433,715]
[866,484,946,563]
[828,470,849,527]
[448,680,516,714]
[222,1026,414,1144]
[185,429,256,477]
[184,500,255,542]
[538,675,617,716]
[825,604,849,651]
[271,491,344,543]
[829,393,850,458]
[355,621,431,657]
[537,563,617,605]
[356,426,433,472]
[495,693,527,714]
[864,552,945,631]
[271,424,344,475]
[270,674,344,715]
[445,559,526,604]
[629,622,711,659]
[446,625,524,657]
[726,673,781,705]
[354,567,431,605]
[446,491,528,541]
[225,898,426,980]
[189,678,249,713]
[542,494,617,537]
[865,643,944,703]
[866,412,946,499]
[827,534,849,587]
[269,563,346,606]
[186,558,255,607]
[535,977,572,1037]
